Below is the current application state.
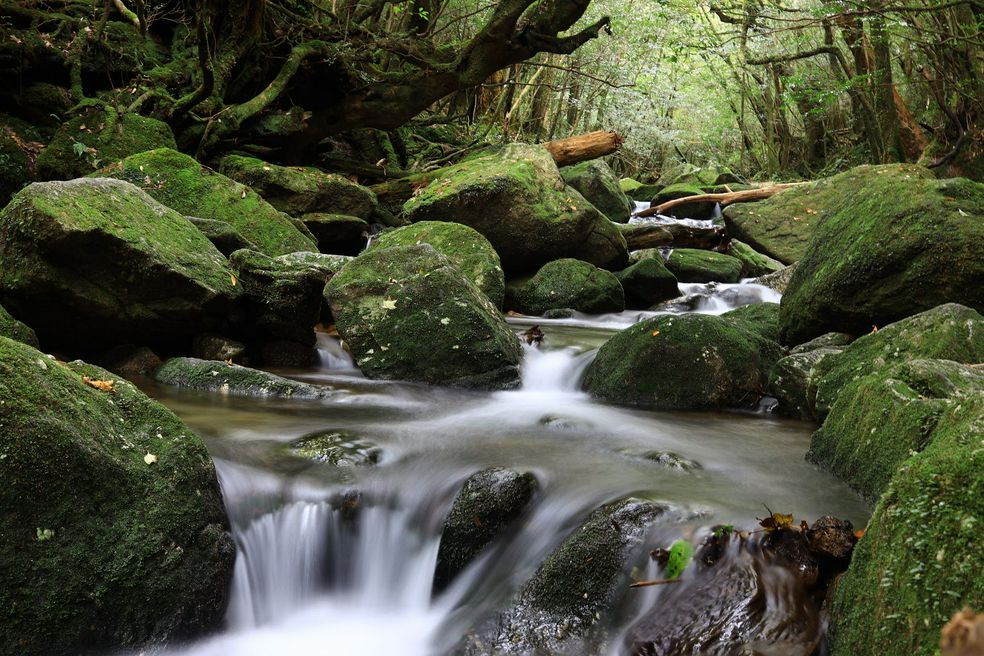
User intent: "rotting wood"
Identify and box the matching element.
[540,130,624,167]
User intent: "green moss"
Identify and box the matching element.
[726,239,785,278]
[0,337,233,655]
[0,302,38,347]
[508,258,624,315]
[561,160,634,223]
[615,258,680,308]
[0,128,33,207]
[155,357,331,398]
[777,167,984,344]
[666,248,742,283]
[722,302,781,342]
[97,148,316,256]
[368,221,505,307]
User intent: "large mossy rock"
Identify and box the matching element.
[666,248,742,283]
[0,302,38,347]
[778,169,984,345]
[368,221,505,308]
[37,107,176,181]
[325,244,522,389]
[812,304,984,418]
[98,148,316,256]
[507,258,624,315]
[434,467,538,593]
[827,384,984,655]
[0,337,234,656]
[561,160,634,223]
[726,239,785,278]
[221,155,377,219]
[658,162,737,188]
[0,178,241,351]
[615,258,680,308]
[403,144,628,272]
[582,312,782,410]
[155,357,332,398]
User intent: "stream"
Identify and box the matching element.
[142,282,868,656]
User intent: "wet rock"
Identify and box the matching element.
[289,430,381,466]
[98,148,316,256]
[192,334,247,363]
[776,166,984,345]
[768,348,844,421]
[752,263,797,293]
[154,357,332,398]
[666,248,742,283]
[301,213,369,255]
[806,516,857,563]
[0,337,234,655]
[615,258,680,308]
[651,183,716,220]
[542,308,576,319]
[434,467,538,593]
[561,160,634,223]
[0,178,241,352]
[726,239,785,278]
[368,221,505,308]
[632,450,701,471]
[789,332,855,355]
[0,302,38,347]
[96,344,163,378]
[583,313,783,410]
[403,144,627,272]
[326,244,523,390]
[507,258,625,316]
[186,217,257,257]
[764,528,819,587]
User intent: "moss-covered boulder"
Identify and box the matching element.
[155,357,332,398]
[777,169,984,345]
[615,258,680,308]
[826,381,983,656]
[326,244,522,389]
[651,183,716,220]
[0,337,234,655]
[666,248,742,283]
[37,107,176,181]
[507,258,624,316]
[726,239,785,278]
[368,221,505,308]
[98,148,316,256]
[0,178,241,351]
[403,144,628,272]
[0,302,38,347]
[812,304,984,418]
[582,312,783,410]
[621,178,664,203]
[658,162,737,188]
[561,160,634,223]
[186,217,257,256]
[301,213,368,255]
[221,155,377,219]
[769,346,845,421]
[722,301,781,343]
[753,263,797,293]
[434,467,538,593]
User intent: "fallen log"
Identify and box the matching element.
[619,222,727,251]
[540,130,624,168]
[636,182,808,218]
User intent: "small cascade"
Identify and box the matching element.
[519,344,595,393]
[316,332,356,370]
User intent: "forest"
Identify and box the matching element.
[0,1,982,655]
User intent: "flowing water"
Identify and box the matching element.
[145,284,868,655]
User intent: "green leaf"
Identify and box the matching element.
[72,142,86,158]
[664,539,693,580]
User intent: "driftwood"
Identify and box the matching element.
[371,131,624,203]
[619,222,727,251]
[541,130,624,167]
[636,182,807,218]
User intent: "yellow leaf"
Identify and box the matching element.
[381,299,397,310]
[651,330,660,337]
[144,452,158,465]
[758,509,794,532]
[871,325,879,332]
[82,376,115,393]
[230,273,237,286]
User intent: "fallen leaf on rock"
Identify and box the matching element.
[144,452,158,465]
[381,299,397,310]
[82,376,115,393]
[758,506,794,532]
[230,273,237,286]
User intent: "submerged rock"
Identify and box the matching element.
[289,430,381,466]
[0,178,241,352]
[326,244,523,389]
[777,166,984,345]
[507,258,625,315]
[0,337,234,655]
[561,160,634,223]
[434,468,538,593]
[615,258,680,308]
[666,248,742,283]
[403,144,628,272]
[98,148,316,256]
[368,221,505,308]
[155,357,332,398]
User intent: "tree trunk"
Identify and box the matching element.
[541,130,623,167]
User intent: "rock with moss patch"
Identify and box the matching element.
[368,221,505,308]
[722,302,781,342]
[97,148,315,256]
[0,337,234,655]
[289,430,380,466]
[777,168,984,345]
[651,183,716,220]
[769,348,845,421]
[827,388,984,656]
[726,239,785,278]
[0,178,241,352]
[561,160,634,223]
[186,217,257,256]
[434,467,538,593]
[192,334,247,363]
[403,144,627,272]
[812,304,984,418]
[621,178,664,203]
[301,213,369,255]
[326,244,522,389]
[615,258,680,308]
[752,264,797,294]
[0,302,38,347]
[221,155,377,219]
[666,248,742,283]
[658,163,737,188]
[508,258,624,315]
[583,312,782,410]
[37,107,176,181]
[1,120,39,207]
[155,357,331,398]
